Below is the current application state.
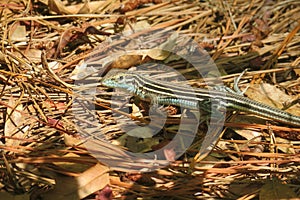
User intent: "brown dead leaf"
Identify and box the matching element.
[146,48,171,61]
[119,0,162,14]
[123,172,156,186]
[163,147,176,161]
[131,103,143,118]
[77,0,90,14]
[245,83,300,116]
[125,135,160,153]
[122,20,151,35]
[110,55,146,69]
[68,1,106,14]
[54,152,93,173]
[272,137,295,154]
[75,163,110,198]
[0,51,6,64]
[4,97,25,146]
[41,163,110,200]
[47,117,64,129]
[70,62,98,80]
[64,133,83,147]
[56,25,110,57]
[255,18,272,38]
[9,23,26,41]
[23,49,42,62]
[259,179,297,200]
[145,32,178,60]
[228,180,262,198]
[48,0,72,14]
[56,28,78,57]
[294,68,300,76]
[0,192,30,200]
[42,100,67,112]
[230,116,264,140]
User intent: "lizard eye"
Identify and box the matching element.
[116,75,124,82]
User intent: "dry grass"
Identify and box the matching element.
[0,0,300,199]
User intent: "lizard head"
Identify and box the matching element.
[101,70,138,92]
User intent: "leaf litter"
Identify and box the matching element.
[0,0,300,199]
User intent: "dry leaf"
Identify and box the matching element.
[122,21,151,36]
[259,179,297,200]
[0,192,30,200]
[48,0,72,14]
[56,28,77,56]
[76,163,110,198]
[67,1,106,14]
[41,163,109,200]
[145,48,171,60]
[10,24,26,41]
[245,83,300,116]
[77,0,90,14]
[64,134,83,147]
[70,62,98,80]
[23,49,42,62]
[4,97,25,146]
[110,54,145,69]
[47,117,64,129]
[265,137,295,154]
[131,103,143,118]
[119,0,162,13]
[230,116,264,140]
[294,68,300,76]
[124,173,156,186]
[53,152,92,173]
[228,181,261,198]
[145,32,178,60]
[125,135,160,153]
[126,126,154,138]
[163,147,176,161]
[0,51,6,64]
